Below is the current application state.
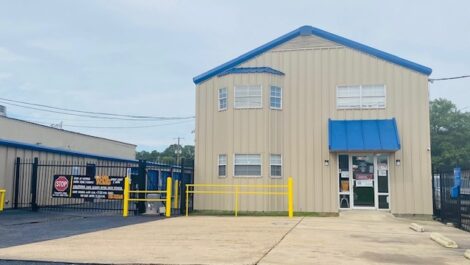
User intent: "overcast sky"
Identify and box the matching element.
[0,0,468,151]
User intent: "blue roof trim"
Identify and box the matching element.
[218,67,285,77]
[0,139,136,163]
[193,25,432,84]
[328,119,401,152]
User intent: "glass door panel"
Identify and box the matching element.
[352,155,375,207]
[377,154,390,209]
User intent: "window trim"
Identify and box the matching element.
[218,154,227,178]
[233,154,262,178]
[270,86,283,110]
[218,87,228,111]
[233,85,263,109]
[270,154,283,178]
[336,84,386,110]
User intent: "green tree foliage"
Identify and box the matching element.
[136,145,194,166]
[431,98,470,171]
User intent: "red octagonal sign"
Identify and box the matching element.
[54,176,69,192]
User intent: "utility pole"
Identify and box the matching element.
[174,137,184,165]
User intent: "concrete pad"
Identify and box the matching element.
[0,216,300,264]
[259,211,469,265]
[430,232,459,248]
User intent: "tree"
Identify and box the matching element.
[430,98,470,171]
[135,144,195,167]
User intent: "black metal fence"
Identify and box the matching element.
[13,157,193,216]
[432,169,470,232]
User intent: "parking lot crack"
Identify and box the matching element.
[254,217,304,265]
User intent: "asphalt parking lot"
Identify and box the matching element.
[0,210,469,264]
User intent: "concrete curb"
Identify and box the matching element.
[430,233,458,249]
[465,250,470,260]
[409,223,424,232]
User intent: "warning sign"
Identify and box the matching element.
[52,175,124,200]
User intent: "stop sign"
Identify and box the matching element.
[54,176,69,192]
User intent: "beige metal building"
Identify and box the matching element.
[0,114,136,209]
[193,25,433,216]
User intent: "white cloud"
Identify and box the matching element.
[0,47,28,62]
[0,72,12,81]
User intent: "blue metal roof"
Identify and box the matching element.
[218,67,285,77]
[193,25,432,84]
[328,119,401,152]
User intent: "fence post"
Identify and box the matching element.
[457,184,462,228]
[123,177,130,217]
[288,176,293,218]
[31,157,39,212]
[14,157,20,209]
[165,177,172,217]
[439,171,445,221]
[137,160,146,214]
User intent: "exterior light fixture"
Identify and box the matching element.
[396,159,401,166]
[324,160,329,166]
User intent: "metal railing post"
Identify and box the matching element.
[0,189,5,212]
[185,184,189,216]
[288,176,294,218]
[123,177,130,217]
[165,177,172,217]
[235,186,239,217]
[174,180,179,209]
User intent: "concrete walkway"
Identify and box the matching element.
[0,211,469,264]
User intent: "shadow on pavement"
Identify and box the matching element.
[0,209,163,249]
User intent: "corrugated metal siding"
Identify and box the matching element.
[195,36,432,215]
[271,35,341,51]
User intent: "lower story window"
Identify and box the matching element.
[218,154,227,177]
[234,154,261,176]
[270,154,282,177]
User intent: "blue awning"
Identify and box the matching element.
[328,119,401,152]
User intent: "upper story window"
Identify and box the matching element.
[234,154,261,177]
[270,86,282,109]
[218,154,227,177]
[234,85,262,109]
[218,87,227,111]
[336,85,386,109]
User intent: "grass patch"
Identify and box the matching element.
[189,210,327,217]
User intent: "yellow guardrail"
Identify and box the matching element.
[185,177,294,218]
[0,189,5,212]
[123,177,172,217]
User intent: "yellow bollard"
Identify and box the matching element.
[123,177,130,217]
[0,189,5,212]
[185,185,189,217]
[165,177,172,217]
[288,177,293,218]
[173,180,179,209]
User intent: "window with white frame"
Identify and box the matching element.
[218,87,227,111]
[234,154,261,176]
[234,85,262,109]
[270,154,282,177]
[218,154,227,177]
[336,85,385,109]
[270,86,282,109]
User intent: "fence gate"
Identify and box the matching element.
[433,169,470,232]
[13,158,193,216]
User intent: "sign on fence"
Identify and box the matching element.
[52,175,125,200]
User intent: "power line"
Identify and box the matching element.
[429,75,470,83]
[0,100,194,121]
[0,97,195,120]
